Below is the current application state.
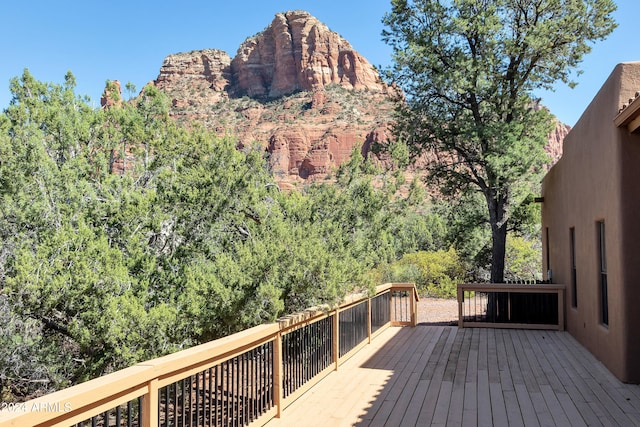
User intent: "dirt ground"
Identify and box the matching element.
[417,297,459,325]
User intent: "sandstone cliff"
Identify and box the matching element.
[231,11,388,98]
[547,120,570,164]
[154,49,232,118]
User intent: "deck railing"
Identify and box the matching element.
[457,283,565,331]
[0,283,417,427]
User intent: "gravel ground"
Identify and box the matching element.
[417,297,459,325]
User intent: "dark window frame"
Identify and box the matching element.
[598,221,608,326]
[570,227,577,308]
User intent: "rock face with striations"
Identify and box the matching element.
[231,11,387,98]
[154,49,232,119]
[546,120,571,164]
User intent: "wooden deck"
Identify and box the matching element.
[265,325,640,426]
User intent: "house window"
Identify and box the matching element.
[598,221,608,326]
[570,227,577,308]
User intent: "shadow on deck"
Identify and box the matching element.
[267,325,640,426]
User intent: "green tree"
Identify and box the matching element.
[382,0,616,282]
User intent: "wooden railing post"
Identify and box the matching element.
[411,287,418,326]
[274,333,283,418]
[142,379,158,427]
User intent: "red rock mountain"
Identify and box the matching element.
[150,10,566,184]
[547,121,570,164]
[152,10,398,186]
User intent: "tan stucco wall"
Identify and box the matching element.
[541,62,640,383]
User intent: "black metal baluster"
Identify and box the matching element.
[286,335,291,396]
[232,358,237,427]
[311,323,317,378]
[298,330,303,387]
[302,328,311,385]
[252,348,257,421]
[254,348,259,417]
[262,345,267,410]
[314,322,319,376]
[196,372,201,426]
[305,326,310,382]
[325,317,330,368]
[189,375,194,427]
[229,361,233,427]
[215,364,220,427]
[239,354,244,426]
[292,332,298,391]
[164,384,176,427]
[244,352,249,425]
[172,382,178,427]
[221,362,226,427]
[289,332,295,392]
[302,328,307,384]
[207,367,213,427]
[158,388,164,427]
[309,325,314,379]
[127,401,133,427]
[257,350,262,417]
[238,353,246,426]
[181,378,187,426]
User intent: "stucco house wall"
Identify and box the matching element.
[541,62,640,383]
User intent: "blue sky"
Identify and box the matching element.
[1,1,637,126]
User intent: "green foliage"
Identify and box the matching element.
[384,248,466,298]
[382,0,616,282]
[505,235,542,282]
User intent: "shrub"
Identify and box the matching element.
[385,248,465,298]
[505,235,542,282]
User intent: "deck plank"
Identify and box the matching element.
[476,329,493,426]
[265,325,640,427]
[510,331,541,427]
[461,329,478,427]
[547,331,637,425]
[382,327,436,426]
[400,327,443,425]
[445,328,469,426]
[369,325,438,426]
[416,327,458,425]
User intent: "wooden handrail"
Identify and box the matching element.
[0,283,417,427]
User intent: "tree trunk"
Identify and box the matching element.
[487,194,508,283]
[490,219,507,284]
[487,194,508,322]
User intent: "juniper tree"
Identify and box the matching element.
[383,0,616,282]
